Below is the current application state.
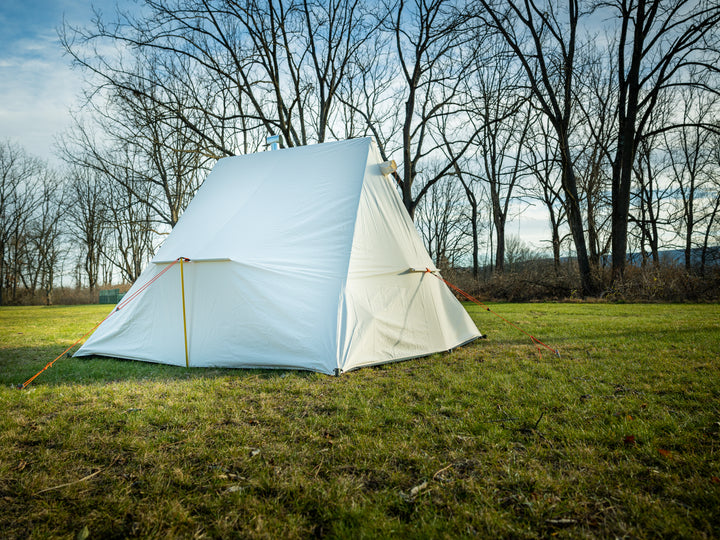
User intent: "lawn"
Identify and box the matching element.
[1,302,719,538]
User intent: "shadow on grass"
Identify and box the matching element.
[0,345,316,388]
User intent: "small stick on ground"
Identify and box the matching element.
[36,456,119,495]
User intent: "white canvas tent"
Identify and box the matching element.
[75,138,481,374]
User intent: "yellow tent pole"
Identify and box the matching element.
[180,257,189,368]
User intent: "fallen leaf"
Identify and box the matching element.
[710,476,719,484]
[658,448,672,459]
[76,526,90,540]
[223,485,244,494]
[623,435,636,446]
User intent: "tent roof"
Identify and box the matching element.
[154,138,373,279]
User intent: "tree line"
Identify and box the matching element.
[2,0,719,304]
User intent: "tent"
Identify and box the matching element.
[75,138,481,374]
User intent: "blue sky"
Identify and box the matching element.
[0,0,552,247]
[0,0,117,161]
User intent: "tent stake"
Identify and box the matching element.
[180,257,190,368]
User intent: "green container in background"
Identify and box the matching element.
[99,288,125,304]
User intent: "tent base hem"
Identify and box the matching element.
[339,334,481,374]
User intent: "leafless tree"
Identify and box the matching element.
[631,133,673,267]
[522,114,567,273]
[62,0,381,152]
[66,167,108,292]
[60,80,209,230]
[415,172,470,270]
[476,0,599,294]
[437,117,487,279]
[627,91,677,268]
[472,74,532,275]
[25,170,67,304]
[0,141,43,304]
[385,0,481,217]
[504,234,538,273]
[336,1,486,217]
[440,153,484,278]
[603,0,720,279]
[101,175,157,283]
[698,132,720,273]
[664,84,719,272]
[572,41,618,271]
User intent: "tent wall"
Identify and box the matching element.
[338,143,480,371]
[78,260,343,374]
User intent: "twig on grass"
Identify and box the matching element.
[432,464,454,480]
[546,518,577,526]
[35,456,119,495]
[313,458,324,478]
[401,480,429,501]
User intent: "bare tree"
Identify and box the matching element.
[471,70,532,274]
[573,42,618,270]
[60,78,210,230]
[631,133,673,267]
[698,132,720,273]
[387,0,480,217]
[0,141,43,304]
[476,0,599,294]
[522,114,567,273]
[627,90,677,268]
[26,170,67,304]
[62,0,380,153]
[439,148,484,278]
[338,0,485,217]
[504,234,538,273]
[102,176,156,282]
[604,0,720,279]
[415,173,469,270]
[664,84,718,272]
[66,167,107,292]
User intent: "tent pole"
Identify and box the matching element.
[180,257,190,368]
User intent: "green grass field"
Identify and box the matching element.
[1,303,719,538]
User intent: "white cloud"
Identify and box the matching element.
[0,0,116,162]
[0,47,79,160]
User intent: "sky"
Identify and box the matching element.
[0,0,552,250]
[0,0,117,160]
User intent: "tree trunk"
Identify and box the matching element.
[494,220,505,274]
[560,144,597,295]
[471,204,479,279]
[0,244,4,306]
[551,219,561,275]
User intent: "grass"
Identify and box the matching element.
[1,302,719,539]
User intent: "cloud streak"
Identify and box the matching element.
[0,1,111,162]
